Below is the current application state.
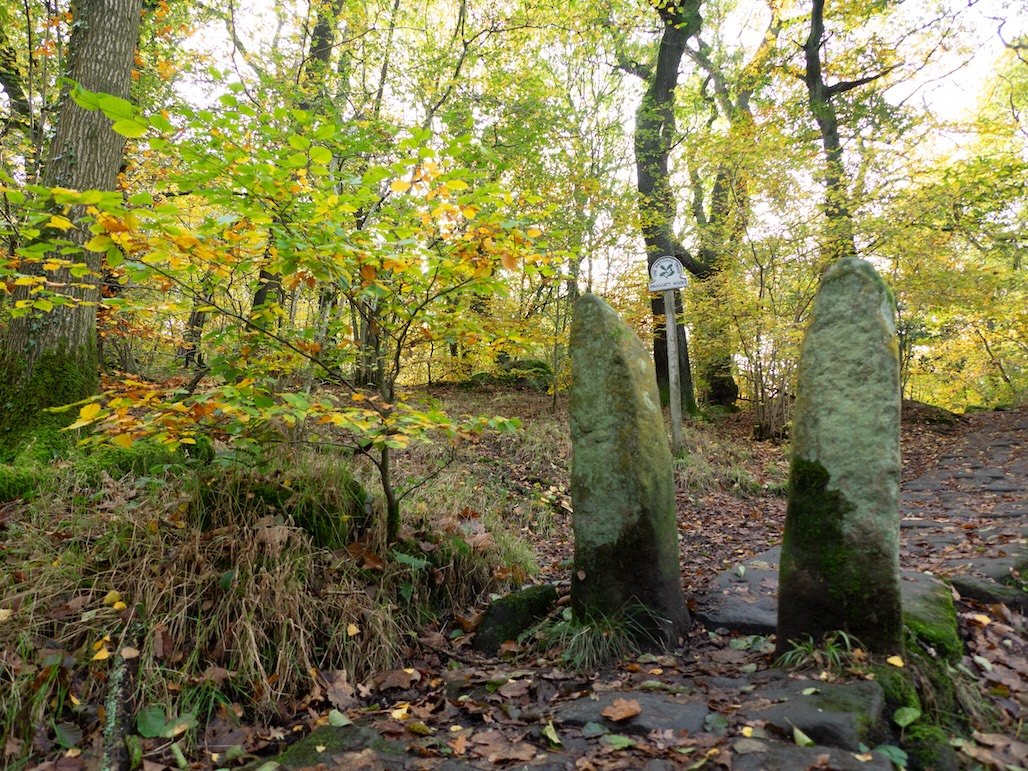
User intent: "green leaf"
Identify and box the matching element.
[328,709,352,727]
[391,550,430,570]
[112,119,149,138]
[309,146,332,165]
[97,94,136,121]
[33,299,54,312]
[873,744,909,766]
[53,721,83,748]
[541,721,562,747]
[129,192,154,205]
[600,734,635,750]
[792,725,816,747]
[313,122,336,140]
[581,721,608,737]
[162,711,197,739]
[893,706,922,728]
[70,85,101,111]
[150,113,174,133]
[106,250,124,268]
[136,706,167,738]
[287,134,310,151]
[704,712,729,735]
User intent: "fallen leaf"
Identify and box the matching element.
[792,725,816,747]
[601,698,641,722]
[886,655,905,667]
[541,721,562,747]
[448,733,468,755]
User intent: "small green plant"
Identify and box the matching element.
[538,606,653,672]
[775,630,863,674]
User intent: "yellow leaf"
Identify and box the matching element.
[0,609,13,622]
[85,234,113,252]
[391,703,410,720]
[69,694,81,706]
[390,179,412,193]
[112,434,133,449]
[887,655,905,668]
[741,726,753,737]
[315,745,326,753]
[347,623,361,636]
[78,400,100,419]
[48,215,74,231]
[527,228,542,238]
[103,590,121,606]
[91,647,110,662]
[14,276,42,286]
[64,749,81,758]
[445,178,468,190]
[112,601,127,611]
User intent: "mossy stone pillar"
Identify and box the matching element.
[777,258,902,655]
[569,294,690,648]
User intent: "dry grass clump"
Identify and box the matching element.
[0,441,531,762]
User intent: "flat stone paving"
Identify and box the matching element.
[698,409,1028,631]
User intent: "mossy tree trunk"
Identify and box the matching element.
[0,0,142,458]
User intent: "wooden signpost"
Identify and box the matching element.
[649,256,688,454]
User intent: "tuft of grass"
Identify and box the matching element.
[775,630,864,675]
[537,606,657,672]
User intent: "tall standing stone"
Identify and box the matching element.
[777,258,902,655]
[569,294,690,648]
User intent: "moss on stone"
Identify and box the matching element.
[191,462,367,549]
[904,723,960,771]
[75,440,186,483]
[778,457,902,654]
[0,464,45,501]
[871,664,921,712]
[902,581,963,665]
[261,724,405,769]
[0,342,98,463]
[473,584,558,653]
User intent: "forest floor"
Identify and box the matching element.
[249,392,1027,771]
[5,391,1026,770]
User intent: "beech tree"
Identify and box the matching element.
[0,0,143,457]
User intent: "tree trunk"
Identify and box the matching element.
[633,1,703,415]
[0,0,142,457]
[804,0,858,263]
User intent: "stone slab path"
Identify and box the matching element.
[698,408,1028,632]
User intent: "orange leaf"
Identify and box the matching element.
[501,252,519,271]
[601,698,641,722]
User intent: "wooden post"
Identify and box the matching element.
[649,256,688,456]
[663,289,683,455]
